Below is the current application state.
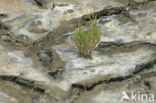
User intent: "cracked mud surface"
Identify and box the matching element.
[0,0,156,103]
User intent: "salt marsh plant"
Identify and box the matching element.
[73,15,102,58]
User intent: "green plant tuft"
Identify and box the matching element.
[73,15,102,58]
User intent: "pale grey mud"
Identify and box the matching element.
[0,0,156,103]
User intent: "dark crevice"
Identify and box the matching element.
[0,14,7,19]
[34,87,45,93]
[72,75,133,90]
[0,22,32,47]
[48,68,64,79]
[82,7,126,21]
[0,75,17,81]
[133,59,156,74]
[34,0,43,7]
[32,0,47,8]
[72,59,156,91]
[15,77,35,88]
[0,22,10,30]
[95,41,156,51]
[0,75,45,93]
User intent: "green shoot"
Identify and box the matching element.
[73,14,102,58]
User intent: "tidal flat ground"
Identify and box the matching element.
[0,0,156,103]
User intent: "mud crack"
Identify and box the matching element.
[0,13,7,19]
[82,7,126,21]
[0,75,45,93]
[95,41,156,51]
[0,22,32,47]
[72,59,156,91]
[31,0,48,8]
